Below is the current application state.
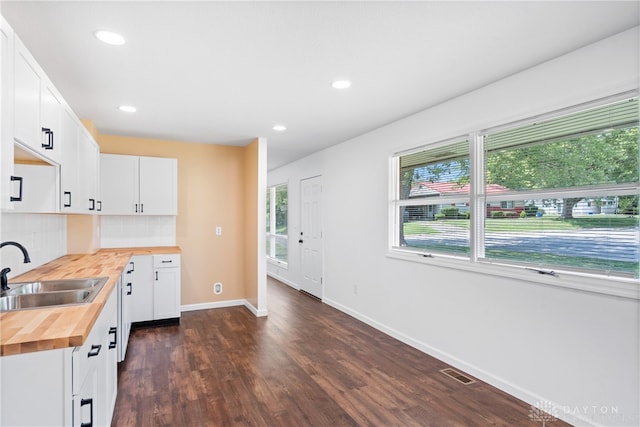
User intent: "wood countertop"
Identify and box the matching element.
[0,246,181,356]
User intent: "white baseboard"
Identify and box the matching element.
[267,272,300,290]
[181,299,246,312]
[322,296,594,427]
[243,300,268,317]
[181,299,268,318]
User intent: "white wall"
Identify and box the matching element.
[268,27,640,427]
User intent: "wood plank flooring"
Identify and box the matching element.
[111,277,567,426]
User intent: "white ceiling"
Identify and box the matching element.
[2,1,638,170]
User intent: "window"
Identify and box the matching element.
[392,94,639,280]
[393,139,471,256]
[266,184,288,264]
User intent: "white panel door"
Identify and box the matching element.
[300,175,323,299]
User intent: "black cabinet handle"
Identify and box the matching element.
[108,327,117,349]
[80,398,93,427]
[63,191,72,208]
[89,198,95,211]
[41,127,54,150]
[135,203,138,213]
[87,344,101,357]
[161,260,172,263]
[96,200,102,211]
[155,271,158,281]
[141,203,144,213]
[10,176,23,202]
[127,282,132,295]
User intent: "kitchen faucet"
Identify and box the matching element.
[1,241,31,291]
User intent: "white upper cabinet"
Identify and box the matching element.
[79,128,100,213]
[1,15,15,209]
[13,35,62,163]
[100,154,138,214]
[100,154,177,215]
[139,156,177,215]
[60,108,81,212]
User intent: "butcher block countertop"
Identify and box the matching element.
[0,246,181,356]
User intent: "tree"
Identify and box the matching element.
[485,127,638,218]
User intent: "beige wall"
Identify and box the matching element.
[97,133,258,306]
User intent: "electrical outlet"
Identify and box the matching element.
[215,226,222,236]
[214,282,223,294]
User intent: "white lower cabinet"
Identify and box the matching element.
[118,264,133,362]
[72,285,118,427]
[153,254,181,320]
[130,254,154,322]
[130,253,181,323]
[0,287,118,426]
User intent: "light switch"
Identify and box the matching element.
[216,226,222,236]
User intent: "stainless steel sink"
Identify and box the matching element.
[5,277,107,295]
[0,290,93,311]
[0,277,107,312]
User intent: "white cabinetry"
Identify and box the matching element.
[1,15,15,209]
[0,288,118,427]
[60,108,80,211]
[130,254,154,323]
[153,254,181,320]
[72,287,118,427]
[130,253,181,323]
[13,35,62,163]
[118,263,133,362]
[100,154,177,215]
[60,109,101,213]
[12,162,58,213]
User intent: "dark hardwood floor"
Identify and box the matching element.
[111,277,567,426]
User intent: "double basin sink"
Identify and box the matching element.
[0,277,108,312]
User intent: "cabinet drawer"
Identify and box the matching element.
[153,253,180,268]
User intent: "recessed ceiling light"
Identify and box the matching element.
[94,30,126,46]
[331,80,352,90]
[118,105,136,113]
[272,124,287,132]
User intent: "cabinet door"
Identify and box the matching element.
[1,16,15,209]
[130,255,154,322]
[101,285,118,426]
[13,36,41,151]
[100,153,138,214]
[139,156,177,215]
[12,163,58,213]
[73,367,98,427]
[40,82,62,162]
[154,267,180,319]
[60,108,80,212]
[118,267,133,362]
[80,131,100,213]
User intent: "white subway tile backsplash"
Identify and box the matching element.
[101,216,176,248]
[0,213,67,279]
[0,213,175,280]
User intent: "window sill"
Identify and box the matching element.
[267,257,289,269]
[387,248,640,300]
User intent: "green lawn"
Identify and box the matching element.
[402,215,639,276]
